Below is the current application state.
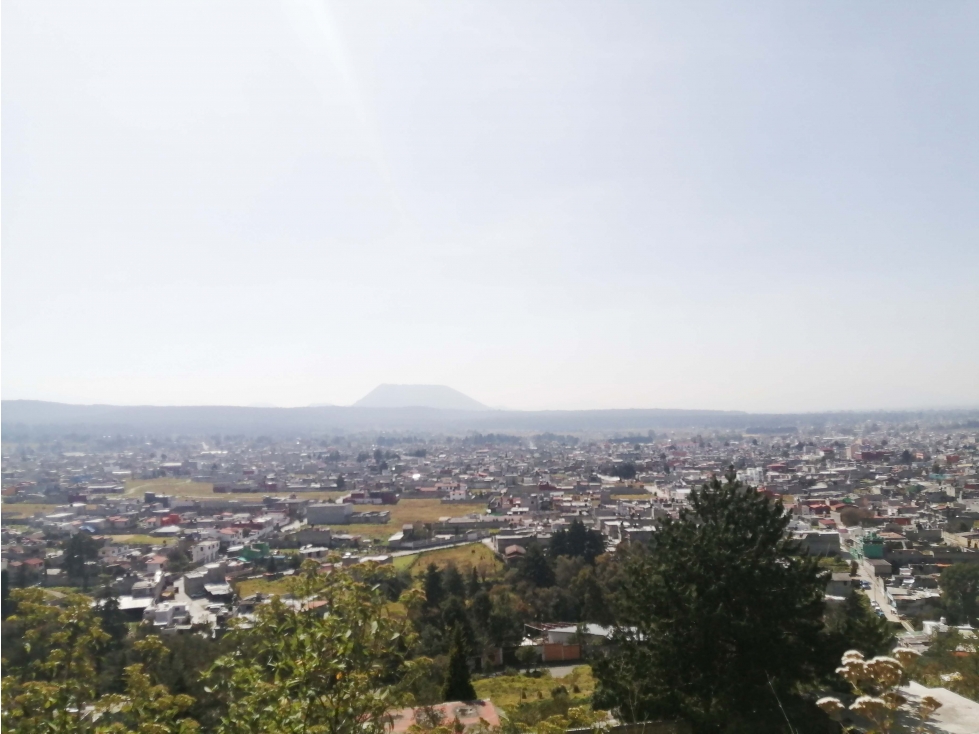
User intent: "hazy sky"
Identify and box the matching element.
[3,1,977,412]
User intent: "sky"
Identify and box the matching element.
[2,1,977,413]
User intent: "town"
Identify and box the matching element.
[4,420,977,677]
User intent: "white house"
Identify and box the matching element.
[191,539,220,565]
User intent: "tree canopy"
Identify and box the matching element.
[593,471,826,731]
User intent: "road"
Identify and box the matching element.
[853,560,913,630]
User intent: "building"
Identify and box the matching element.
[387,700,501,734]
[307,503,354,525]
[191,539,220,564]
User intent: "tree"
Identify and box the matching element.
[95,585,128,645]
[335,473,345,489]
[2,588,108,732]
[207,560,416,734]
[423,563,444,608]
[939,563,979,625]
[467,566,480,597]
[593,472,826,730]
[1,587,199,733]
[64,530,101,590]
[823,592,894,670]
[516,645,539,674]
[443,563,466,599]
[900,449,913,465]
[550,519,605,564]
[442,625,476,702]
[1,569,11,619]
[14,561,29,589]
[515,542,554,588]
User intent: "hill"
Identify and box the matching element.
[3,400,975,438]
[352,384,487,411]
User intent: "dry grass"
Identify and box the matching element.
[330,523,399,540]
[390,499,489,525]
[394,543,503,577]
[124,477,344,502]
[125,478,213,497]
[235,576,294,598]
[327,499,489,541]
[106,534,175,547]
[1,503,59,519]
[474,666,595,709]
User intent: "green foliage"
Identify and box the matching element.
[424,563,445,608]
[206,560,417,734]
[939,563,979,625]
[2,587,198,733]
[442,625,476,702]
[514,543,554,588]
[2,587,109,732]
[822,593,895,669]
[593,472,827,731]
[64,530,101,589]
[549,519,605,564]
[1,569,11,619]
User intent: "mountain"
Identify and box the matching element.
[353,384,488,411]
[3,400,975,438]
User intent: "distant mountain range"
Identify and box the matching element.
[353,384,487,411]
[2,399,976,437]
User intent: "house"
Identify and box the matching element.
[503,545,526,565]
[826,573,856,597]
[191,539,220,565]
[145,554,169,573]
[143,601,190,628]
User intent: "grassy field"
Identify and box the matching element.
[235,576,294,598]
[393,543,503,577]
[1,503,59,519]
[124,478,345,502]
[474,666,595,709]
[328,499,488,541]
[107,534,175,547]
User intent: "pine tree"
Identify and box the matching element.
[443,563,466,599]
[593,471,826,729]
[442,625,477,702]
[423,563,444,608]
[515,542,554,587]
[467,566,480,597]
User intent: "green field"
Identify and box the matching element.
[393,543,503,577]
[235,576,294,598]
[474,666,595,709]
[107,534,176,547]
[328,499,489,541]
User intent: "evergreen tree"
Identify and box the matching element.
[467,566,480,597]
[1,569,11,619]
[940,563,979,625]
[551,519,605,563]
[423,563,444,608]
[64,530,101,589]
[14,561,29,589]
[593,471,826,730]
[95,585,128,644]
[442,625,476,702]
[443,563,466,599]
[823,592,894,666]
[515,542,554,587]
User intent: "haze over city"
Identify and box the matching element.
[3,1,978,412]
